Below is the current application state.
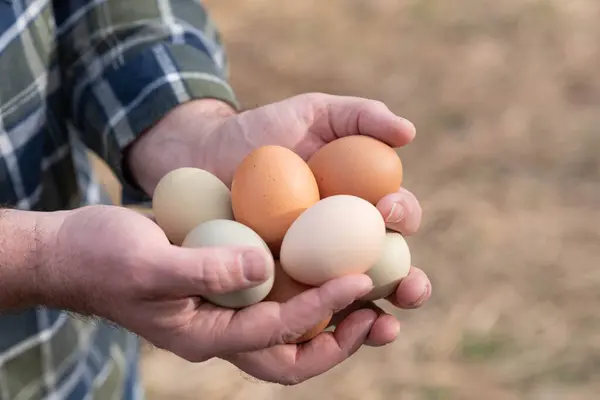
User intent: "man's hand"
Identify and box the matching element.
[126,93,432,383]
[28,205,377,385]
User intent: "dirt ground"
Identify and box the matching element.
[98,1,600,399]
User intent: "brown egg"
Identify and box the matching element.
[231,145,320,256]
[265,262,332,343]
[307,136,403,205]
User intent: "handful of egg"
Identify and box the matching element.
[151,135,411,342]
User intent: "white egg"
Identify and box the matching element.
[280,195,386,286]
[181,219,275,309]
[361,231,411,301]
[152,167,233,245]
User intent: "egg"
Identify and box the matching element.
[280,195,386,286]
[361,230,411,301]
[181,219,275,309]
[152,167,233,245]
[265,262,332,343]
[231,145,320,256]
[307,136,403,205]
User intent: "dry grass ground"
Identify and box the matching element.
[94,1,600,399]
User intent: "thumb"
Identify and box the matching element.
[158,245,274,296]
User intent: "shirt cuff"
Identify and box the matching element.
[78,42,239,205]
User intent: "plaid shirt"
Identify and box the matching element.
[0,1,237,399]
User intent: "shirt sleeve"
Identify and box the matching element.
[53,0,238,204]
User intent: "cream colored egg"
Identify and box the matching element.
[152,167,233,245]
[280,195,386,286]
[181,219,275,309]
[361,230,411,301]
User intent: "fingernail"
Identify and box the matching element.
[407,283,430,308]
[241,251,269,282]
[385,201,405,224]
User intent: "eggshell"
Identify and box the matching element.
[231,145,320,256]
[280,195,386,286]
[361,230,411,301]
[181,219,275,309]
[152,167,233,245]
[265,262,332,343]
[308,136,403,205]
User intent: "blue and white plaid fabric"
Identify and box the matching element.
[0,1,237,398]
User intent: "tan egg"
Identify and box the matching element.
[265,262,331,343]
[231,145,320,256]
[308,136,403,205]
[152,167,233,245]
[361,230,411,302]
[181,219,275,309]
[280,195,386,286]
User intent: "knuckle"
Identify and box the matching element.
[369,99,388,111]
[263,309,302,346]
[196,251,241,294]
[280,330,304,344]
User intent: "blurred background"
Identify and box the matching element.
[94,0,600,398]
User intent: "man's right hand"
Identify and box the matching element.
[30,205,380,385]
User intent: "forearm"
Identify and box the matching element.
[0,209,53,310]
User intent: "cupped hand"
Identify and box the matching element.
[39,205,378,385]
[205,92,432,334]
[127,92,432,383]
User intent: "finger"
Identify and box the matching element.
[327,300,381,327]
[328,301,400,347]
[317,95,416,147]
[290,308,377,381]
[386,266,431,309]
[190,274,374,357]
[376,187,422,235]
[227,308,378,385]
[154,245,274,297]
[365,313,400,347]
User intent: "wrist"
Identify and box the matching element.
[0,209,66,310]
[125,98,237,196]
